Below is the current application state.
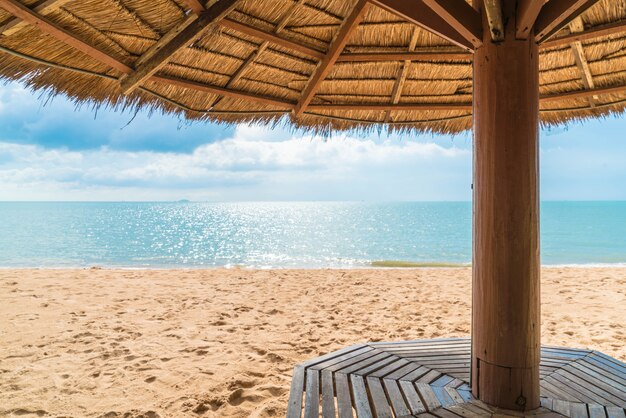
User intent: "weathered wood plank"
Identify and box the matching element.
[432,385,457,407]
[374,347,471,354]
[457,389,473,402]
[445,386,466,404]
[588,404,608,418]
[541,384,564,400]
[367,358,411,378]
[351,375,374,418]
[286,365,305,418]
[446,404,485,418]
[541,397,554,410]
[562,364,626,402]
[592,352,626,371]
[432,375,455,387]
[367,377,393,418]
[541,378,583,402]
[416,382,441,411]
[571,402,590,418]
[383,362,423,381]
[383,379,412,417]
[337,352,396,375]
[399,380,427,415]
[554,369,622,405]
[446,378,465,388]
[606,407,626,418]
[369,337,470,346]
[321,370,335,418]
[436,408,466,418]
[575,358,626,387]
[303,369,319,418]
[310,346,376,371]
[587,354,626,375]
[335,372,353,418]
[553,399,573,416]
[417,369,442,384]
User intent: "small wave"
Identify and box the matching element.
[370,260,471,268]
[543,263,626,268]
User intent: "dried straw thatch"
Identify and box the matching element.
[0,0,625,134]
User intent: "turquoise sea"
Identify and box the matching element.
[0,201,625,268]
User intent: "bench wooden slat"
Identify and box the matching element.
[416,381,441,411]
[574,359,626,389]
[351,375,374,418]
[551,371,616,405]
[542,377,584,402]
[399,380,427,415]
[335,373,353,418]
[350,355,399,377]
[321,370,336,418]
[445,386,466,404]
[432,375,455,387]
[417,369,442,384]
[590,353,626,373]
[457,389,473,402]
[383,378,412,417]
[311,346,376,371]
[553,399,573,416]
[432,385,457,407]
[555,368,622,406]
[366,377,393,418]
[436,408,466,418]
[369,338,470,348]
[606,407,626,418]
[324,349,385,373]
[399,365,431,382]
[302,344,368,367]
[367,358,411,378]
[446,378,465,388]
[588,404,608,418]
[287,365,305,418]
[337,352,394,375]
[304,369,320,418]
[571,402,590,418]
[383,362,423,381]
[562,365,626,404]
[287,339,626,418]
[445,404,485,418]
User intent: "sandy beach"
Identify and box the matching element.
[0,267,624,417]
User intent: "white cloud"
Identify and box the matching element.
[0,126,472,201]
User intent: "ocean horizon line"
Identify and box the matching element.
[2,199,626,203]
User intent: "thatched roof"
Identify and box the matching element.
[0,0,625,134]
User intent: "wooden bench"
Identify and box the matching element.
[286,338,626,418]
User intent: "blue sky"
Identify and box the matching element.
[1,80,625,201]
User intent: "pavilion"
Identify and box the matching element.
[0,0,625,416]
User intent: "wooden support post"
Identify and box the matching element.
[472,0,540,411]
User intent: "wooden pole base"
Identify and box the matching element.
[471,1,541,411]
